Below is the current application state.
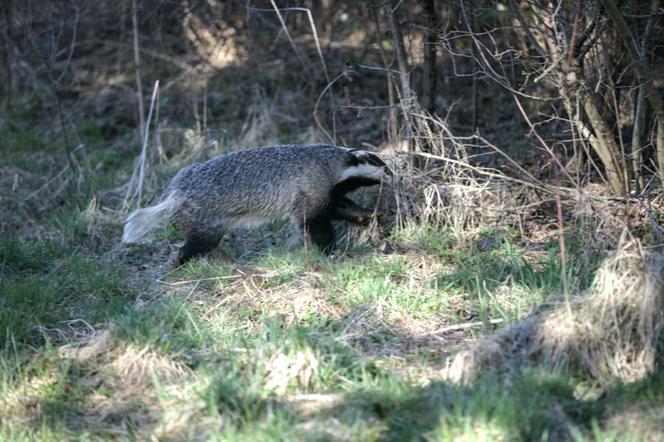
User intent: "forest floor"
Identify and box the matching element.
[1,96,664,441]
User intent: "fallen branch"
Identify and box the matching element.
[421,318,504,337]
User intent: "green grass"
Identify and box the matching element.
[0,236,129,346]
[0,128,657,441]
[0,211,658,440]
[0,129,46,154]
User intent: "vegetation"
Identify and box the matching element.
[1,1,663,440]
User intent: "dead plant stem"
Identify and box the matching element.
[555,182,572,318]
[132,0,145,142]
[137,81,160,207]
[422,318,504,337]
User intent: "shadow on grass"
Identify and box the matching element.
[439,235,602,296]
[0,231,653,441]
[318,369,601,441]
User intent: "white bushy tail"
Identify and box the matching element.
[122,194,178,244]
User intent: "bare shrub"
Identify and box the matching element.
[385,113,538,237]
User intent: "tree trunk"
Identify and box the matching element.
[600,0,664,187]
[582,94,628,196]
[132,0,145,142]
[631,85,645,191]
[421,0,437,116]
[386,1,413,150]
[370,7,398,146]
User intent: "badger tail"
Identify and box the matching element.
[122,193,179,244]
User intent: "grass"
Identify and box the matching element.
[0,201,648,441]
[0,216,621,438]
[0,123,660,441]
[0,215,622,440]
[0,235,128,346]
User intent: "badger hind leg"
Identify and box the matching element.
[175,230,224,266]
[333,197,375,224]
[295,214,336,254]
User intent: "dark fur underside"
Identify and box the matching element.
[175,196,377,266]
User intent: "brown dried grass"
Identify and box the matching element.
[443,235,664,385]
[56,327,201,438]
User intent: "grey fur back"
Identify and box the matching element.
[165,144,360,235]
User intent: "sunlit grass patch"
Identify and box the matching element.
[323,255,415,304]
[172,258,237,289]
[253,247,320,288]
[0,112,654,442]
[114,294,224,358]
[390,223,456,257]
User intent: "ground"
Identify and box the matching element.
[1,101,664,441]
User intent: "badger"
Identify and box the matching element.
[122,144,392,265]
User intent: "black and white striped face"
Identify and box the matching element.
[339,148,393,184]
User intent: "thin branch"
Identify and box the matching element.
[131,0,145,142]
[420,319,504,337]
[313,71,346,143]
[385,1,414,146]
[137,81,160,207]
[268,1,310,72]
[123,80,160,211]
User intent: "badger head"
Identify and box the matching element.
[339,148,394,185]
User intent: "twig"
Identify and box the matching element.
[268,1,309,71]
[137,81,160,207]
[567,0,581,66]
[385,1,414,146]
[357,64,401,75]
[25,164,71,200]
[249,5,329,82]
[369,6,398,144]
[421,318,504,337]
[408,150,550,193]
[123,80,159,210]
[313,71,346,143]
[156,274,242,286]
[512,94,580,190]
[556,182,572,317]
[131,0,145,142]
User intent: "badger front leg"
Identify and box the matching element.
[175,230,223,266]
[333,197,376,224]
[308,217,336,253]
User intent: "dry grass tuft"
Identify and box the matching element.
[1,366,60,427]
[238,87,280,149]
[379,115,531,238]
[444,236,664,385]
[0,164,68,236]
[259,280,343,325]
[335,301,397,353]
[56,327,199,437]
[4,327,199,438]
[335,300,448,361]
[59,326,193,390]
[264,347,320,395]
